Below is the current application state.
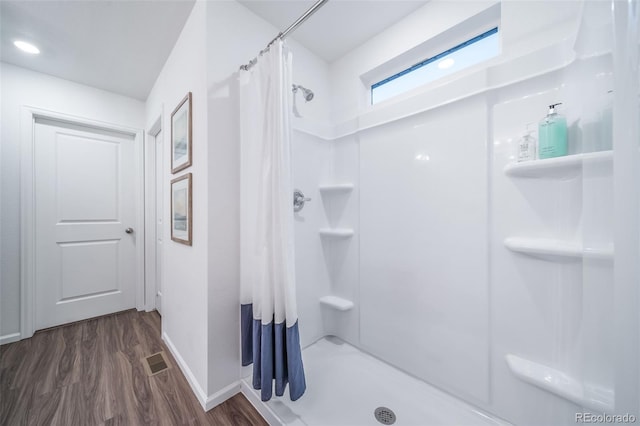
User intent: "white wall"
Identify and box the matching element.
[0,62,145,342]
[328,0,498,123]
[490,69,604,425]
[328,0,581,124]
[321,134,359,345]
[287,128,334,350]
[359,97,491,405]
[144,0,210,404]
[205,0,254,398]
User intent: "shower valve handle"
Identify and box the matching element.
[293,189,311,212]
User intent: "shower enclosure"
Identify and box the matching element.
[240,1,640,424]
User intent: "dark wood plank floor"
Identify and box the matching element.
[0,310,268,426]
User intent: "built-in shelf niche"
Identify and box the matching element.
[504,237,614,261]
[319,296,354,311]
[318,183,354,194]
[506,354,614,413]
[318,183,355,316]
[319,228,354,239]
[504,150,612,179]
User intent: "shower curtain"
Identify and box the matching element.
[238,40,306,402]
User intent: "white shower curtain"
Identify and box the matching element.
[238,40,306,402]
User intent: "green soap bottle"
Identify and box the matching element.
[538,103,568,159]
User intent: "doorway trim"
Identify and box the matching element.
[20,106,145,339]
[144,113,162,312]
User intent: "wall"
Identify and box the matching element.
[320,134,359,344]
[0,62,145,343]
[205,0,255,399]
[288,39,337,351]
[490,64,612,424]
[359,97,490,404]
[328,0,581,123]
[144,0,210,404]
[328,0,497,123]
[290,36,334,351]
[611,0,640,415]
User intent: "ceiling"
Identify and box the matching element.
[238,0,429,63]
[0,0,427,100]
[0,0,195,101]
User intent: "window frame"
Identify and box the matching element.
[370,27,500,105]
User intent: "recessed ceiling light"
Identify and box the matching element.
[438,58,454,69]
[14,40,40,55]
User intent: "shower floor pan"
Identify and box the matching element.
[242,337,509,426]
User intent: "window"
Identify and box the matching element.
[371,27,500,105]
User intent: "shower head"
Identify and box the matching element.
[292,84,314,102]
[301,87,314,101]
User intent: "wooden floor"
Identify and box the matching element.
[0,310,268,426]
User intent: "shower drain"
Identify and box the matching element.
[374,407,396,425]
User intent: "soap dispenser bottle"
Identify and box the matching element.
[538,103,568,159]
[517,123,537,162]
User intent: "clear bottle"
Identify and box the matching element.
[538,103,568,159]
[517,123,537,162]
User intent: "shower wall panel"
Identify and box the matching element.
[359,96,490,404]
[292,130,333,348]
[489,28,615,422]
[490,80,587,425]
[321,134,360,345]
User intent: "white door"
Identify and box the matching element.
[34,118,138,330]
[155,129,164,315]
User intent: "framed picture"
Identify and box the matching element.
[171,92,192,174]
[171,173,192,246]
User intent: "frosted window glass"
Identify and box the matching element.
[371,29,500,105]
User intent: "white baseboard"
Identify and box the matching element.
[205,381,241,411]
[162,331,209,409]
[162,332,241,412]
[0,332,21,346]
[241,379,284,426]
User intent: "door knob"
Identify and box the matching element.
[125,228,134,234]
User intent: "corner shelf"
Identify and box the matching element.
[504,237,614,261]
[506,354,614,413]
[319,228,354,239]
[318,183,354,194]
[319,296,354,311]
[504,150,612,179]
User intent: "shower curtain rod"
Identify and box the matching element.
[239,0,329,71]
